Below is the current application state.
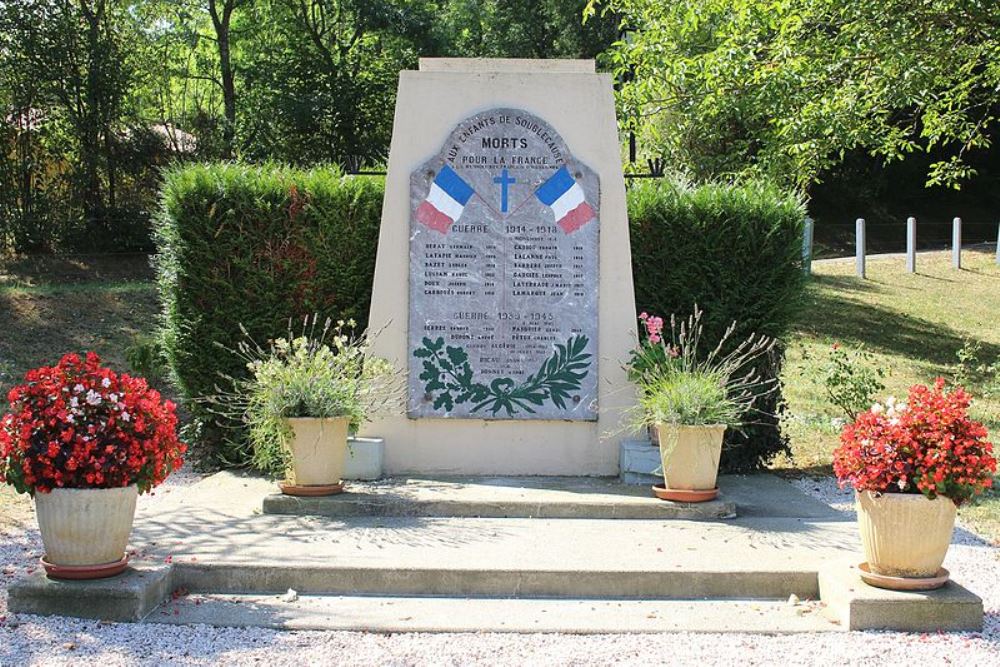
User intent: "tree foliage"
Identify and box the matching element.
[589,0,1000,190]
[1,0,617,252]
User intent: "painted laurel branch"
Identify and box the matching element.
[414,334,592,417]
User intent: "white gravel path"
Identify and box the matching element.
[2,474,998,666]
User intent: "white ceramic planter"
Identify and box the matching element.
[655,424,726,490]
[856,491,957,577]
[345,437,384,480]
[284,417,349,486]
[34,485,138,566]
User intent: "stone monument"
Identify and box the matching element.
[364,58,636,475]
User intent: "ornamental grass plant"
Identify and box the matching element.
[628,306,777,431]
[211,316,400,475]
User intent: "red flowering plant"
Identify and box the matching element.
[833,379,996,506]
[0,352,186,495]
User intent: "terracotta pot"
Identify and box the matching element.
[856,490,956,578]
[35,485,137,574]
[655,423,726,492]
[284,416,349,487]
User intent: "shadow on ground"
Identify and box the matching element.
[798,275,1000,366]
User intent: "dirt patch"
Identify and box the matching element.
[0,283,161,393]
[1,253,154,287]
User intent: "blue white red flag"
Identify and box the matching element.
[416,165,475,233]
[535,166,595,234]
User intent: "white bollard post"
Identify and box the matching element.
[952,217,962,269]
[855,218,866,278]
[906,216,917,273]
[802,216,814,275]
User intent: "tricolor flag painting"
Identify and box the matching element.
[535,166,596,234]
[416,165,475,233]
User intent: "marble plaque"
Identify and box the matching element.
[408,108,600,420]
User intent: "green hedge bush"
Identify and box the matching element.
[157,165,805,471]
[154,164,384,465]
[628,178,807,471]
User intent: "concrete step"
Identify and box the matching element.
[150,514,857,601]
[148,593,841,634]
[261,475,737,520]
[259,474,845,521]
[819,560,983,631]
[171,561,821,599]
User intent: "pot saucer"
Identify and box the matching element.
[41,554,129,580]
[651,484,719,503]
[858,562,950,591]
[279,481,345,497]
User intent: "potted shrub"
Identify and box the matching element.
[627,307,776,502]
[233,317,397,496]
[0,352,186,579]
[833,380,995,590]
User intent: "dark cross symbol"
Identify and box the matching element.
[493,168,516,213]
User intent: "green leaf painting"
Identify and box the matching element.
[414,335,592,417]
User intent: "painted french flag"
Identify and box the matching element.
[535,166,596,234]
[416,165,475,233]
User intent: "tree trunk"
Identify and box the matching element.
[79,0,106,232]
[209,0,237,159]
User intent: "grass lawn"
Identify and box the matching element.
[777,248,1000,542]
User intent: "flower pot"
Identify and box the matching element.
[282,416,349,495]
[856,491,956,582]
[34,485,137,579]
[654,424,726,502]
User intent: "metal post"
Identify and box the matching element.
[856,218,866,278]
[906,217,917,273]
[952,217,962,269]
[802,216,814,275]
[995,221,999,265]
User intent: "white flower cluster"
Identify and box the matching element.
[870,395,908,424]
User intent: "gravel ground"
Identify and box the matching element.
[2,475,998,666]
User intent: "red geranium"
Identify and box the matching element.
[833,379,996,506]
[0,352,186,495]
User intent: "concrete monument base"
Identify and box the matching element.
[7,471,983,633]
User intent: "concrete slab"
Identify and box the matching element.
[719,475,846,519]
[7,564,173,622]
[150,593,840,634]
[262,476,737,520]
[819,561,983,631]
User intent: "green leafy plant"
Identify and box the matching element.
[125,333,169,383]
[212,316,400,475]
[821,343,888,420]
[414,335,591,416]
[628,306,777,430]
[954,340,1000,398]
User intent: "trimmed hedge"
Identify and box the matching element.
[629,178,807,471]
[154,164,384,465]
[157,166,805,470]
